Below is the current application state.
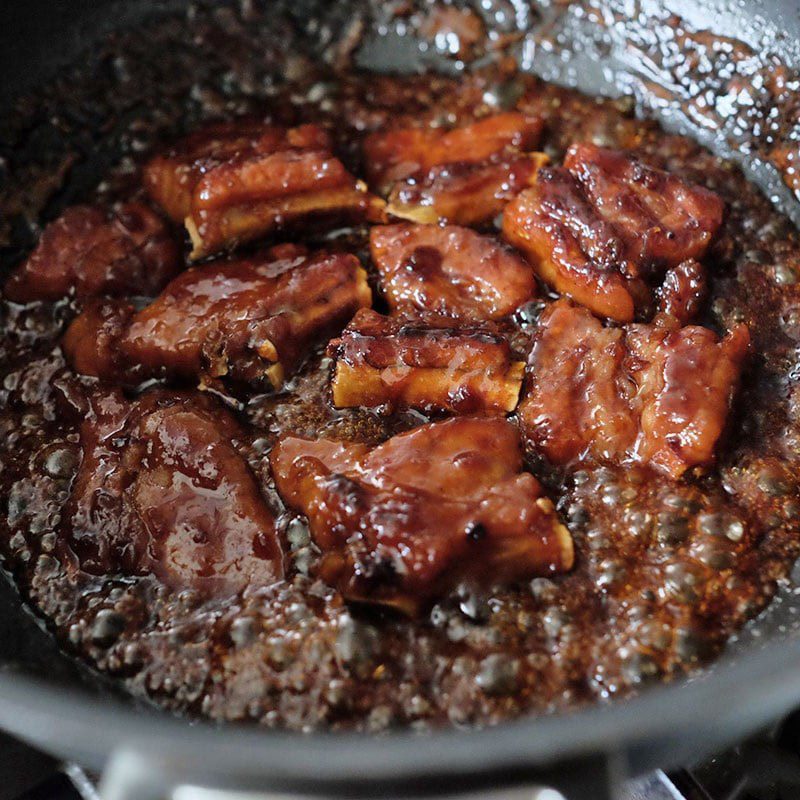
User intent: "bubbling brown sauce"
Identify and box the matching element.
[1,3,800,731]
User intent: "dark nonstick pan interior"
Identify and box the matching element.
[2,1,800,798]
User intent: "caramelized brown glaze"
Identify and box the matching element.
[364,113,543,191]
[271,417,572,614]
[364,113,547,225]
[3,203,180,303]
[66,389,283,595]
[503,144,724,322]
[62,246,372,390]
[657,259,708,324]
[328,308,524,415]
[1,4,800,733]
[370,223,535,321]
[145,121,382,259]
[519,300,750,478]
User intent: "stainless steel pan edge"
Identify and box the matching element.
[1,635,800,796]
[2,0,800,797]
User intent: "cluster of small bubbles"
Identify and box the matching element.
[773,262,798,285]
[661,562,701,604]
[756,466,792,497]
[595,557,623,589]
[785,501,800,521]
[674,627,709,664]
[530,577,558,603]
[600,484,621,507]
[654,511,691,546]
[457,586,490,621]
[513,299,547,329]
[566,501,590,527]
[635,619,671,653]
[475,653,520,696]
[446,616,471,643]
[90,608,126,648]
[285,517,311,549]
[584,526,609,551]
[229,616,258,648]
[690,538,734,571]
[697,511,745,542]
[542,606,571,640]
[620,650,660,684]
[743,248,773,265]
[623,507,652,538]
[781,308,800,346]
[334,614,377,677]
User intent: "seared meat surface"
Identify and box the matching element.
[656,259,708,325]
[62,246,371,390]
[519,300,750,478]
[1,7,799,733]
[271,417,573,614]
[3,203,180,302]
[503,144,724,322]
[328,308,524,414]
[370,223,535,321]
[66,390,283,595]
[364,113,547,225]
[145,121,382,259]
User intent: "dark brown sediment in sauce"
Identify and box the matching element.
[1,3,800,731]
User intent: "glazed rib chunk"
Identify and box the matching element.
[270,417,573,613]
[66,390,283,595]
[3,203,180,303]
[365,112,543,190]
[328,308,524,415]
[519,300,750,478]
[564,144,724,269]
[370,223,535,321]
[62,246,371,390]
[657,259,708,325]
[503,144,724,322]
[363,112,547,226]
[144,120,382,259]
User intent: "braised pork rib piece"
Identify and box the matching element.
[656,258,708,325]
[363,112,547,226]
[328,308,524,414]
[270,417,573,613]
[503,144,724,322]
[65,390,283,595]
[519,300,750,478]
[144,120,382,259]
[370,223,535,321]
[3,203,180,303]
[62,246,371,390]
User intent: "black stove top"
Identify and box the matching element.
[5,714,800,800]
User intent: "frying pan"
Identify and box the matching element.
[2,2,800,798]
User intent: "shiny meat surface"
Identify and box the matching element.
[657,259,708,324]
[364,113,546,225]
[62,246,371,389]
[66,390,283,595]
[519,300,750,477]
[364,113,543,191]
[2,6,800,733]
[385,154,548,227]
[503,144,724,322]
[145,121,381,259]
[3,204,180,302]
[328,308,524,414]
[270,417,573,613]
[370,223,535,320]
[565,144,724,270]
